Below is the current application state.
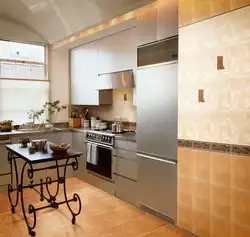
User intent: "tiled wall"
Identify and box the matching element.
[78,88,136,122]
[179,0,250,27]
[178,6,250,145]
[178,5,250,237]
[178,147,250,237]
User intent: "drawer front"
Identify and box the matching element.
[115,175,137,205]
[115,140,136,151]
[115,149,136,161]
[115,157,137,181]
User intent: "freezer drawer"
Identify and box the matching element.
[137,153,177,222]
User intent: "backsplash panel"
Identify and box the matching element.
[72,88,136,122]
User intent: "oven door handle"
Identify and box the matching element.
[85,141,113,150]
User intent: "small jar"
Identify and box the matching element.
[83,120,89,128]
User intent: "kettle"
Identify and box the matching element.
[112,121,123,133]
[112,122,118,133]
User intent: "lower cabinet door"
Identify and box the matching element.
[115,174,137,205]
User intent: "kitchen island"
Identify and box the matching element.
[5,143,83,236]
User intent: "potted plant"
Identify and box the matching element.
[43,100,67,128]
[27,110,45,125]
[0,120,13,132]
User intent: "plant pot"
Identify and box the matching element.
[1,123,12,132]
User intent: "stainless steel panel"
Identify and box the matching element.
[97,70,134,89]
[115,157,137,181]
[115,174,137,205]
[115,148,136,161]
[115,140,136,152]
[137,153,177,221]
[136,62,178,160]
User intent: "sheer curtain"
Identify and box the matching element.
[0,80,49,124]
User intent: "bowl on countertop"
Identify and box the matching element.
[49,143,71,153]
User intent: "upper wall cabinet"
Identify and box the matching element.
[137,0,178,46]
[136,7,158,47]
[98,28,137,74]
[71,41,112,105]
[157,0,178,41]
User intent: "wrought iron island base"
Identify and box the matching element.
[6,144,83,237]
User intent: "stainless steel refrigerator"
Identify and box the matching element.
[137,61,178,223]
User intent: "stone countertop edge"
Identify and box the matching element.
[72,128,136,142]
[0,128,72,138]
[0,128,136,142]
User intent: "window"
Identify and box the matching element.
[0,40,49,125]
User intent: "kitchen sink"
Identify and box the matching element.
[16,127,62,133]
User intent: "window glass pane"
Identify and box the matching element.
[0,80,49,125]
[0,62,45,79]
[0,40,45,63]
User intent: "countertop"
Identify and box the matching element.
[72,128,136,142]
[0,127,136,142]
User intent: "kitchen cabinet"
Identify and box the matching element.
[72,132,86,180]
[98,28,137,75]
[71,42,112,105]
[114,141,137,205]
[0,138,11,187]
[136,7,157,46]
[157,0,178,41]
[136,1,178,46]
[115,175,137,205]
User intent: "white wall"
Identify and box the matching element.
[49,46,70,122]
[0,17,46,44]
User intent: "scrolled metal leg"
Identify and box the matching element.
[7,152,19,214]
[63,157,82,224]
[45,160,60,205]
[20,162,37,236]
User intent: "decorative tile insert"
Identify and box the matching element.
[178,139,250,156]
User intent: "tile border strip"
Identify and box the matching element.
[178,139,250,156]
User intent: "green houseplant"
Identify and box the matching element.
[27,100,66,126]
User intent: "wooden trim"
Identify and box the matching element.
[0,58,45,65]
[0,77,49,82]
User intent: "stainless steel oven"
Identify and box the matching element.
[85,131,115,182]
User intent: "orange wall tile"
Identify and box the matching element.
[178,147,250,237]
[179,0,250,27]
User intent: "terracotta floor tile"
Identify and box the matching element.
[0,177,187,237]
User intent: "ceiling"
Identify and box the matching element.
[0,0,154,43]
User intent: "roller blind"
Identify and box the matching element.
[0,40,48,125]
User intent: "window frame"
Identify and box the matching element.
[0,39,49,82]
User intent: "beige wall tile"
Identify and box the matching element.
[232,189,250,226]
[194,150,210,182]
[210,152,231,187]
[210,184,231,220]
[231,155,250,192]
[210,215,231,237]
[178,148,196,179]
[210,0,231,16]
[192,210,210,237]
[178,204,193,232]
[232,222,250,237]
[193,180,210,213]
[178,176,194,207]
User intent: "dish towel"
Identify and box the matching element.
[87,143,92,163]
[91,144,98,165]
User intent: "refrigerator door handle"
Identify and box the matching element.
[137,153,177,165]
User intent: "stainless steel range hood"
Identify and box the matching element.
[97,70,134,90]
